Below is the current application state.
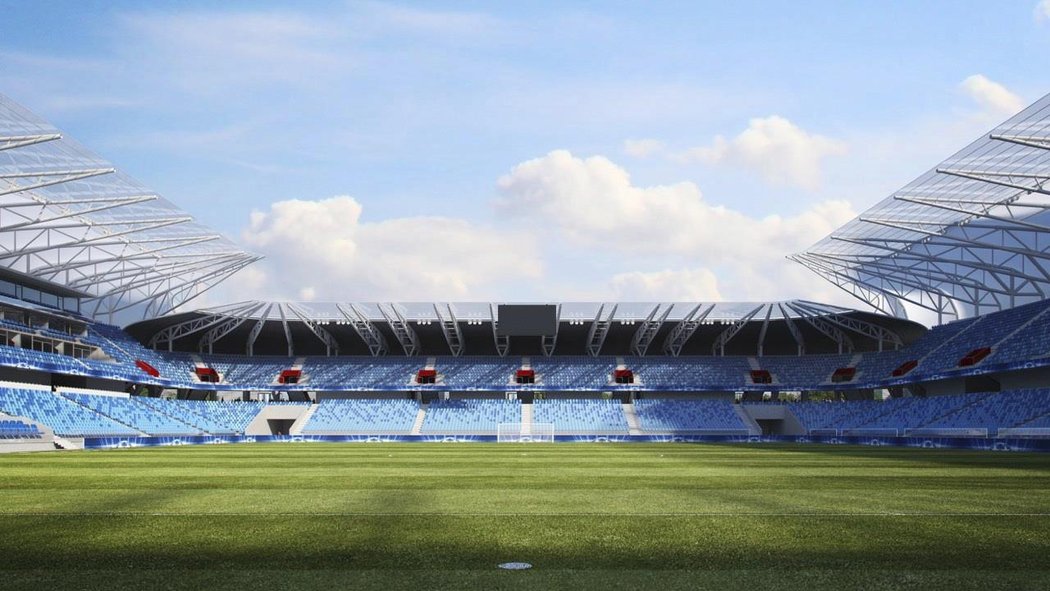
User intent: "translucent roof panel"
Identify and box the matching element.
[0,93,260,324]
[794,92,1050,323]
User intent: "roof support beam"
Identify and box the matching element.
[148,300,259,351]
[287,303,339,356]
[337,304,387,357]
[379,303,419,356]
[0,133,62,152]
[586,303,617,357]
[777,303,806,355]
[630,303,671,357]
[785,301,854,354]
[490,303,509,357]
[0,168,115,198]
[990,133,1050,151]
[936,168,1050,197]
[277,304,294,357]
[246,303,274,356]
[198,301,268,354]
[712,304,763,356]
[433,303,464,356]
[794,300,903,351]
[662,303,716,356]
[541,304,561,357]
[756,304,774,356]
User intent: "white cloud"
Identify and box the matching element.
[675,116,846,190]
[609,269,722,301]
[1036,0,1050,23]
[495,150,856,301]
[232,196,541,301]
[960,74,1024,116]
[623,138,665,158]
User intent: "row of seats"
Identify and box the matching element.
[778,389,1050,436]
[0,418,42,439]
[633,398,748,433]
[3,386,1049,438]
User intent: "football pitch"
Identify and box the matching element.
[0,443,1048,590]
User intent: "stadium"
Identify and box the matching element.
[3,6,1050,589]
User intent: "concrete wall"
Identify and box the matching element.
[245,404,310,436]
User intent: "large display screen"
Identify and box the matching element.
[496,304,558,336]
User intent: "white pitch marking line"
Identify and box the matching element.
[0,512,1048,517]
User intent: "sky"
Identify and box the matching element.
[2,0,1049,309]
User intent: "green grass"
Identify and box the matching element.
[0,443,1048,590]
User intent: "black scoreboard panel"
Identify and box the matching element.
[496,304,557,336]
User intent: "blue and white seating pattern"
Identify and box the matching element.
[421,399,519,434]
[532,398,629,434]
[634,398,748,433]
[302,399,419,434]
[0,418,42,439]
[60,392,201,436]
[0,387,138,437]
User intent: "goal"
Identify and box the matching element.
[497,422,554,443]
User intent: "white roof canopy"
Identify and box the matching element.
[0,94,260,323]
[795,93,1050,323]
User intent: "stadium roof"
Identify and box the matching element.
[794,92,1050,324]
[126,300,923,358]
[0,94,260,323]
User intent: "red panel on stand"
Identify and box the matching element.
[195,367,219,383]
[613,368,634,384]
[278,369,302,384]
[750,369,772,384]
[416,369,437,384]
[135,360,160,377]
[958,347,992,367]
[831,367,856,383]
[892,360,918,377]
[515,368,535,384]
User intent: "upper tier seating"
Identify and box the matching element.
[529,357,615,389]
[436,358,521,390]
[629,356,752,389]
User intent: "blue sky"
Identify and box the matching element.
[2,1,1049,307]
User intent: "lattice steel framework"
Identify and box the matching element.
[0,94,259,323]
[794,93,1050,323]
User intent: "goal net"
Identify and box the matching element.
[498,422,554,443]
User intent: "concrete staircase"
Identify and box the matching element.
[289,404,318,435]
[410,406,427,435]
[520,402,534,435]
[622,401,642,435]
[734,405,763,435]
[245,404,311,436]
[52,435,84,450]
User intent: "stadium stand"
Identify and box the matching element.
[436,358,520,390]
[529,357,616,389]
[421,398,520,434]
[301,398,419,434]
[633,398,749,434]
[59,391,202,436]
[0,418,42,439]
[135,398,264,435]
[532,398,629,435]
[0,386,139,437]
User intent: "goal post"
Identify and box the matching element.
[498,422,554,443]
